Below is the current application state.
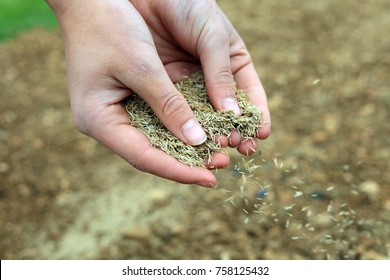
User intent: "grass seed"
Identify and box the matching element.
[126,71,262,167]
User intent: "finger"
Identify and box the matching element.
[237,137,258,156]
[164,61,201,83]
[197,19,241,116]
[227,129,241,148]
[116,45,207,146]
[205,152,230,169]
[214,134,229,148]
[234,63,271,139]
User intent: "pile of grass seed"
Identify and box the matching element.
[126,71,262,167]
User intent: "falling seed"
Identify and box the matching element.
[326,186,334,192]
[327,201,334,213]
[242,158,250,171]
[224,195,233,201]
[294,191,303,198]
[350,189,359,196]
[272,156,278,167]
[229,200,236,207]
[284,204,296,211]
[249,164,261,173]
[308,191,327,200]
[220,189,232,193]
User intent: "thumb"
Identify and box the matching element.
[117,48,207,146]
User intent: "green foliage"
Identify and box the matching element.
[0,0,57,40]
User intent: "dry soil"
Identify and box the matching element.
[1,0,389,259]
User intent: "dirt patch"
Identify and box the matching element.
[1,0,389,259]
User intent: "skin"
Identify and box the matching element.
[46,0,271,187]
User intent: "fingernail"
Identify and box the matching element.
[196,181,216,188]
[182,119,207,146]
[197,181,210,187]
[222,97,241,115]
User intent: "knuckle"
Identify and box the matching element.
[128,147,153,174]
[160,92,189,120]
[214,28,230,44]
[208,15,230,40]
[129,157,148,173]
[211,70,235,90]
[214,70,234,83]
[134,59,158,76]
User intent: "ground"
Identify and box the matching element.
[0,0,389,260]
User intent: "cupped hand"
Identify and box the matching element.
[47,0,270,187]
[130,0,271,153]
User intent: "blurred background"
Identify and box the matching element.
[0,0,56,40]
[0,0,389,259]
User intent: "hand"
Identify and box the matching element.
[130,0,271,152]
[47,0,271,187]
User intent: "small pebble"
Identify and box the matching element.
[122,228,151,240]
[308,212,333,228]
[383,200,390,211]
[0,162,9,173]
[149,190,170,207]
[359,180,380,201]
